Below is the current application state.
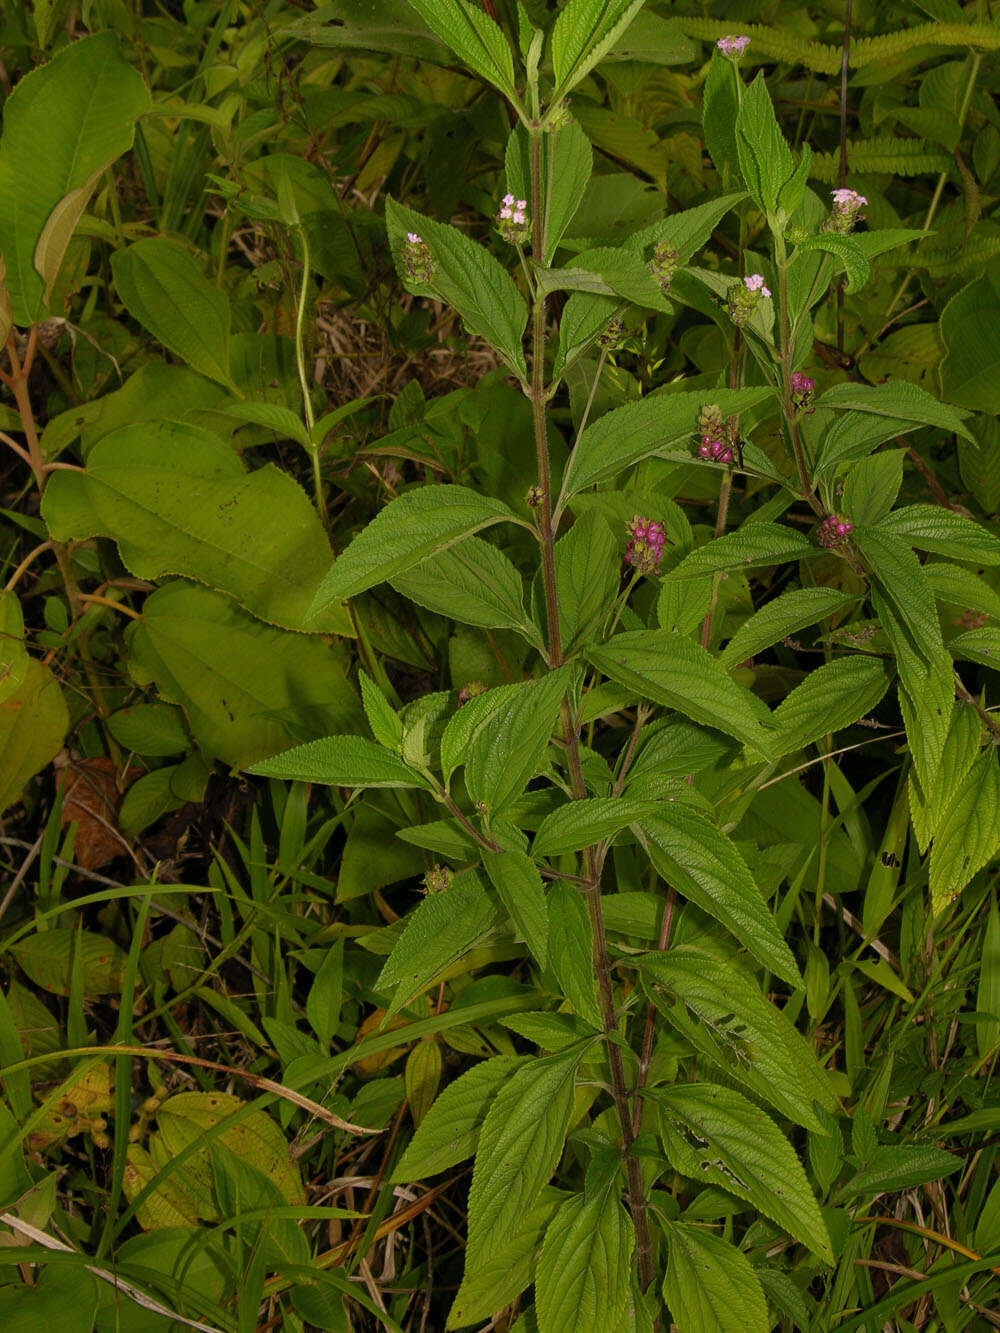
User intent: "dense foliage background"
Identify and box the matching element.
[3,1,1000,1329]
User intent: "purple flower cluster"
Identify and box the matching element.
[791,371,815,411]
[717,35,750,57]
[625,516,666,576]
[696,403,736,465]
[824,188,867,234]
[816,514,854,549]
[727,274,771,326]
[403,231,435,282]
[497,193,529,244]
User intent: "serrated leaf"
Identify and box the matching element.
[550,0,645,94]
[391,535,533,636]
[386,197,527,375]
[655,1082,832,1262]
[929,749,1000,915]
[639,945,836,1129]
[112,239,234,389]
[796,232,869,292]
[405,0,516,95]
[311,485,518,611]
[663,523,812,581]
[546,882,603,1030]
[393,1054,531,1182]
[550,509,619,654]
[535,1191,635,1333]
[586,631,775,757]
[533,796,660,859]
[878,504,1000,565]
[908,702,982,853]
[842,450,906,527]
[560,387,774,503]
[466,1048,584,1260]
[817,379,973,442]
[771,656,892,756]
[719,586,858,669]
[482,846,549,968]
[249,733,430,789]
[628,192,748,264]
[213,400,310,447]
[0,32,150,325]
[359,670,404,750]
[0,590,29,704]
[735,74,794,215]
[465,668,572,818]
[662,1221,768,1333]
[448,1189,564,1328]
[640,808,800,987]
[840,1144,961,1199]
[439,680,524,782]
[506,118,592,263]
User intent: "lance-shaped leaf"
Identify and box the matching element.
[506,118,592,263]
[640,808,800,988]
[878,504,1000,565]
[816,379,973,441]
[465,668,573,818]
[662,523,812,581]
[248,733,431,790]
[483,846,549,968]
[662,1221,768,1333]
[929,749,1000,916]
[310,485,519,612]
[551,0,646,96]
[719,586,858,669]
[448,1189,564,1329]
[386,197,527,376]
[546,882,603,1030]
[535,1190,635,1333]
[559,387,774,504]
[735,74,794,215]
[0,32,150,326]
[391,536,535,638]
[533,795,661,859]
[586,631,775,757]
[405,0,516,97]
[770,655,893,756]
[795,233,869,292]
[655,1082,833,1263]
[111,238,234,389]
[627,192,748,263]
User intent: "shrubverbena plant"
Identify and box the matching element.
[242,2,1000,1327]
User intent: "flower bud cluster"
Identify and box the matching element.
[598,315,625,349]
[497,193,529,245]
[625,517,666,576]
[424,864,452,894]
[824,188,867,234]
[816,514,854,549]
[649,242,680,296]
[403,231,435,282]
[727,273,771,326]
[716,34,750,57]
[458,680,488,706]
[791,371,815,412]
[696,404,736,465]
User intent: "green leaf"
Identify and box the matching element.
[950,626,1000,670]
[533,796,660,859]
[506,119,593,263]
[0,590,28,704]
[393,1054,531,1182]
[640,808,801,988]
[840,1145,961,1199]
[111,238,234,389]
[439,680,524,783]
[213,400,310,447]
[0,658,69,813]
[0,32,150,326]
[929,749,1000,915]
[771,656,893,756]
[391,536,533,637]
[842,450,906,527]
[42,420,349,634]
[627,192,748,264]
[550,0,646,95]
[249,734,430,790]
[404,0,516,96]
[940,273,1000,413]
[701,57,740,183]
[126,582,361,770]
[310,485,518,610]
[376,871,503,1017]
[908,702,982,853]
[448,1189,564,1329]
[546,882,603,1030]
[662,1221,768,1333]
[655,1082,833,1263]
[466,1047,584,1261]
[550,510,619,654]
[719,586,858,669]
[465,668,572,818]
[878,504,1000,565]
[359,671,404,750]
[12,929,126,997]
[482,846,549,968]
[663,523,812,581]
[977,896,1000,1060]
[735,74,794,216]
[306,940,344,1048]
[107,702,189,757]
[585,631,775,757]
[386,197,527,375]
[816,379,974,442]
[559,387,774,504]
[280,0,450,60]
[639,945,837,1129]
[535,1191,635,1333]
[795,233,870,292]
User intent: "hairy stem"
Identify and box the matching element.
[526,122,655,1293]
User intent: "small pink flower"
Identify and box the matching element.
[497,194,529,244]
[816,514,854,550]
[625,516,666,576]
[403,232,434,281]
[744,273,771,298]
[825,188,867,234]
[406,232,421,244]
[717,34,750,57]
[832,188,867,210]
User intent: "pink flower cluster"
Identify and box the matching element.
[498,193,529,244]
[816,514,854,549]
[696,403,735,465]
[824,188,867,234]
[625,516,666,576]
[727,274,771,326]
[791,371,815,411]
[698,433,734,464]
[744,273,771,298]
[402,231,435,282]
[717,35,750,57]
